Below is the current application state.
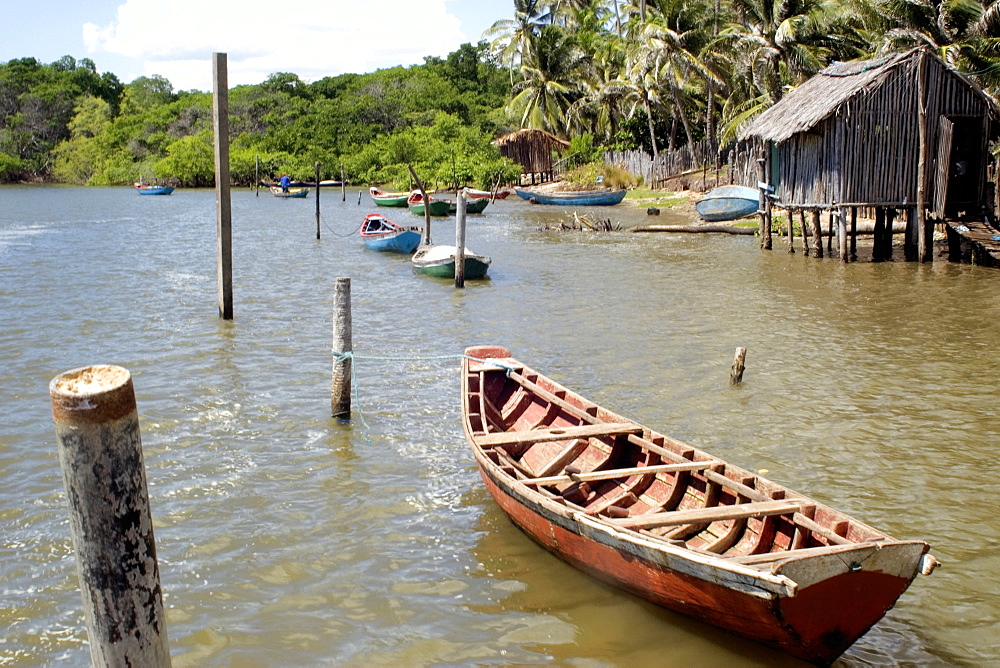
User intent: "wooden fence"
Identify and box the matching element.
[605,141,719,187]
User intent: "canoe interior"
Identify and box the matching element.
[466,363,890,556]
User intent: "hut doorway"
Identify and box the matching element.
[935,115,986,218]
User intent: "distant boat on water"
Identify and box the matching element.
[358,213,422,253]
[465,187,510,200]
[448,197,490,214]
[412,244,490,278]
[134,183,174,195]
[514,188,627,206]
[270,186,309,199]
[261,179,344,188]
[370,187,410,207]
[408,191,451,217]
[696,186,760,222]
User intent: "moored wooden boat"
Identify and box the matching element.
[461,345,938,665]
[465,187,510,200]
[261,179,344,188]
[134,183,174,195]
[514,187,627,206]
[448,197,490,214]
[696,185,760,222]
[270,186,309,198]
[370,186,410,207]
[412,244,490,278]
[408,191,451,216]
[358,213,422,253]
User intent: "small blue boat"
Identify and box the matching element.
[696,186,760,222]
[134,183,174,195]
[514,188,627,206]
[359,213,422,253]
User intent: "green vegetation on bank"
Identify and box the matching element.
[4,1,1000,188]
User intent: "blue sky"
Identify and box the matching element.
[2,0,507,91]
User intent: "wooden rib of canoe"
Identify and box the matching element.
[461,345,938,665]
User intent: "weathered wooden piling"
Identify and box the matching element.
[800,210,810,255]
[407,164,432,244]
[850,208,858,260]
[455,190,467,288]
[213,53,233,320]
[332,277,352,419]
[730,348,747,385]
[838,207,849,262]
[757,158,771,250]
[810,211,823,258]
[340,165,346,203]
[49,365,170,668]
[786,207,795,253]
[315,162,321,240]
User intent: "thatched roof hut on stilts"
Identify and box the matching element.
[735,46,1000,265]
[493,129,570,185]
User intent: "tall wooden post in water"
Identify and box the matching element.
[455,190,467,288]
[315,162,321,240]
[50,366,170,668]
[213,53,233,320]
[916,50,931,263]
[408,164,432,244]
[332,277,352,419]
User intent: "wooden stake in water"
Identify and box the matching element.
[341,164,346,203]
[407,164,432,244]
[315,161,321,240]
[730,347,747,385]
[213,52,233,320]
[332,277,352,419]
[455,189,467,288]
[49,365,171,668]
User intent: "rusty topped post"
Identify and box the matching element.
[49,365,170,668]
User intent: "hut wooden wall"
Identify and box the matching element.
[742,55,993,209]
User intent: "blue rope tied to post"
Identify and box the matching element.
[331,350,517,432]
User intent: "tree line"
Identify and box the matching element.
[3,0,999,187]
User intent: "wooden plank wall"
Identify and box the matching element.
[731,55,992,210]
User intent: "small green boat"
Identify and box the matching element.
[370,186,409,207]
[408,192,452,216]
[448,197,490,214]
[412,244,491,279]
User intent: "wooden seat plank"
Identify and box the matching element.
[523,460,720,487]
[610,500,805,530]
[476,422,641,447]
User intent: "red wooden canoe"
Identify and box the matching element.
[461,345,938,665]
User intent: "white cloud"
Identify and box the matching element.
[83,0,469,91]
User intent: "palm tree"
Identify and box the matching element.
[484,0,553,78]
[862,0,1000,94]
[721,0,846,104]
[508,24,591,134]
[632,0,719,153]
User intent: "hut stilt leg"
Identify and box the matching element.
[905,208,918,260]
[850,208,858,261]
[800,210,810,255]
[873,208,886,262]
[885,209,896,261]
[811,211,823,258]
